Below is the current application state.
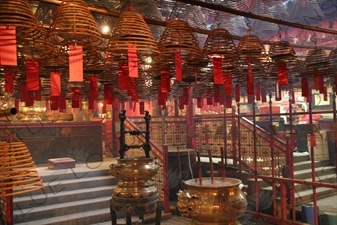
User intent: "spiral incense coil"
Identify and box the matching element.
[329,47,337,71]
[105,10,160,64]
[302,47,333,77]
[0,142,44,197]
[158,19,204,66]
[237,35,267,66]
[46,0,102,48]
[0,0,43,41]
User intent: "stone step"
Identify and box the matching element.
[13,196,111,223]
[295,187,337,204]
[294,160,330,171]
[15,208,112,225]
[293,153,310,163]
[13,185,115,210]
[294,165,336,180]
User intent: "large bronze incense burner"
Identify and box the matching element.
[109,110,161,225]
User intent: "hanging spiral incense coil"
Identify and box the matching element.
[46,0,102,48]
[0,141,44,197]
[0,0,43,41]
[237,35,267,63]
[329,47,337,72]
[302,47,333,78]
[105,10,160,64]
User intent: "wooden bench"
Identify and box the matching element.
[48,157,76,170]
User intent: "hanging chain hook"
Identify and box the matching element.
[278,24,282,41]
[245,18,251,34]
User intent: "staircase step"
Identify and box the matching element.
[293,152,310,163]
[13,185,115,210]
[15,208,112,225]
[294,165,336,180]
[13,196,111,223]
[295,187,337,204]
[294,160,330,171]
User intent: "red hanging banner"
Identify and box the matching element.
[247,62,254,95]
[214,84,220,103]
[69,45,83,82]
[139,102,145,115]
[255,84,261,101]
[59,95,66,110]
[0,26,17,66]
[88,98,94,110]
[20,82,28,103]
[277,61,288,86]
[248,94,254,104]
[207,97,213,106]
[104,84,113,104]
[175,52,182,81]
[34,88,42,101]
[50,96,59,110]
[71,87,80,108]
[225,95,232,108]
[158,88,167,106]
[160,69,171,93]
[89,75,98,99]
[213,58,223,84]
[313,68,320,90]
[4,68,14,93]
[128,45,138,78]
[261,89,267,102]
[235,84,240,103]
[223,71,232,94]
[323,86,328,101]
[301,77,309,97]
[26,59,40,91]
[318,76,324,94]
[306,87,312,103]
[118,64,129,90]
[197,97,202,108]
[50,71,61,96]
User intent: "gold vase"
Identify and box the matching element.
[109,156,160,213]
[177,177,248,225]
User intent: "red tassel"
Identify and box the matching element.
[139,102,145,115]
[247,62,254,95]
[128,45,138,78]
[50,96,59,110]
[223,71,232,94]
[0,26,17,66]
[225,95,232,108]
[306,87,312,103]
[235,84,240,103]
[301,77,309,97]
[310,134,316,147]
[50,71,61,96]
[318,76,324,94]
[71,87,80,108]
[197,97,202,108]
[4,68,14,93]
[69,45,83,82]
[59,95,66,110]
[89,75,98,99]
[313,68,319,90]
[214,84,220,103]
[26,59,39,91]
[213,58,223,84]
[175,52,182,81]
[104,84,113,104]
[277,62,288,86]
[323,87,328,101]
[255,84,261,101]
[261,89,267,102]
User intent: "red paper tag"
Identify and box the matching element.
[50,71,61,96]
[71,87,80,108]
[160,69,171,93]
[301,77,309,97]
[318,76,324,94]
[0,26,17,66]
[225,95,232,108]
[313,68,319,90]
[306,87,312,103]
[139,102,145,115]
[59,95,66,110]
[235,84,240,103]
[223,71,232,94]
[277,62,288,86]
[248,94,254,103]
[323,86,327,101]
[310,134,316,147]
[213,58,223,84]
[247,62,254,95]
[50,96,59,110]
[207,97,213,105]
[255,84,261,101]
[118,64,129,90]
[26,59,40,91]
[214,84,220,103]
[175,52,182,81]
[104,84,113,104]
[34,89,41,101]
[89,75,98,99]
[4,68,14,93]
[69,45,83,82]
[197,97,202,108]
[261,89,267,102]
[128,46,138,78]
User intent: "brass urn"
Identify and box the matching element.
[109,156,160,213]
[177,177,248,225]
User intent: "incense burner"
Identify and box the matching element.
[177,177,247,225]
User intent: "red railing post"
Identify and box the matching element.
[162,145,170,214]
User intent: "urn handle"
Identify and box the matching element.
[239,183,248,196]
[177,190,201,218]
[109,164,124,177]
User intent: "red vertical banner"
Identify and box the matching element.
[69,45,83,82]
[255,84,261,101]
[20,83,28,103]
[175,52,182,81]
[197,97,202,108]
[207,97,213,105]
[214,84,220,103]
[261,89,267,102]
[59,95,66,110]
[104,84,113,104]
[89,75,98,99]
[34,88,41,101]
[323,86,328,101]
[0,26,17,66]
[313,68,319,90]
[128,46,138,78]
[160,69,171,93]
[318,76,324,94]
[277,61,288,86]
[306,87,312,103]
[88,98,94,110]
[158,87,167,106]
[235,84,240,103]
[50,71,61,96]
[50,96,59,110]
[301,77,309,97]
[45,98,49,110]
[26,59,40,91]
[102,104,106,114]
[225,95,232,108]
[71,87,80,108]
[247,62,254,95]
[248,94,254,104]
[223,71,232,94]
[4,68,14,93]
[118,64,129,90]
[213,58,223,84]
[139,102,145,115]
